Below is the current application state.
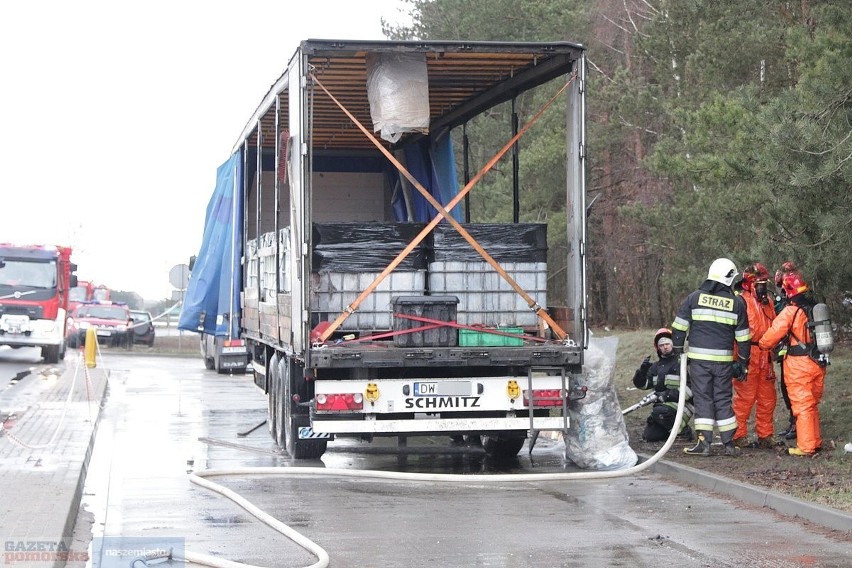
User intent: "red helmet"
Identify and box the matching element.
[741,262,770,292]
[775,261,798,288]
[653,327,673,355]
[782,271,809,296]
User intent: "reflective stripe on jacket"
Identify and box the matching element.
[672,281,751,363]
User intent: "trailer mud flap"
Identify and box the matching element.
[298,427,332,440]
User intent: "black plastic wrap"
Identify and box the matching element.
[312,223,430,271]
[431,223,547,263]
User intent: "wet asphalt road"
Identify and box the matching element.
[69,352,851,568]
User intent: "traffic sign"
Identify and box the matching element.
[169,263,190,290]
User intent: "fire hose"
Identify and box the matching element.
[127,355,691,568]
[621,390,664,415]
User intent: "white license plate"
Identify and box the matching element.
[413,381,471,396]
[221,346,246,354]
[97,330,112,336]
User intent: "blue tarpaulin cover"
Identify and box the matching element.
[178,153,243,337]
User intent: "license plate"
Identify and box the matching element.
[97,330,112,336]
[413,381,471,396]
[221,346,246,354]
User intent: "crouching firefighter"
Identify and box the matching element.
[632,328,694,442]
[672,258,751,457]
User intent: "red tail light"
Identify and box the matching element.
[315,393,364,411]
[223,339,245,347]
[523,389,565,407]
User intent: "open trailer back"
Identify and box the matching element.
[183,39,588,459]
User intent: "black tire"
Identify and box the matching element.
[281,356,326,459]
[481,431,527,459]
[41,344,60,364]
[59,341,66,361]
[204,356,214,370]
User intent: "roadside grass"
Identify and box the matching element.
[597,327,852,513]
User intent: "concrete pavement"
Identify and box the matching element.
[1,353,849,567]
[0,353,108,568]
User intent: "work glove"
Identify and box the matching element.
[732,362,748,381]
[661,389,679,403]
[639,355,652,372]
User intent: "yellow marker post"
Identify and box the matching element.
[84,327,97,368]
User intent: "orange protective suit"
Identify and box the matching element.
[758,302,826,453]
[733,289,777,441]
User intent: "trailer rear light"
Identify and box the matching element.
[315,393,364,411]
[223,339,244,347]
[523,389,565,407]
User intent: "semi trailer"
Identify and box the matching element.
[183,39,588,459]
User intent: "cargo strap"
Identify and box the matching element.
[394,313,550,343]
[309,72,575,342]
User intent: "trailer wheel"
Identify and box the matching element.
[281,357,326,460]
[481,432,526,459]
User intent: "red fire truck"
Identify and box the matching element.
[68,279,94,313]
[0,244,77,363]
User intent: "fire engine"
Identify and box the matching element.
[0,244,77,363]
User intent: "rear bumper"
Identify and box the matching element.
[312,416,569,434]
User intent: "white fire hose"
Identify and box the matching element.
[149,355,690,568]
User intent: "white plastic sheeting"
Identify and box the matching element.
[366,52,430,143]
[564,336,638,470]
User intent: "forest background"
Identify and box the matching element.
[383,0,851,330]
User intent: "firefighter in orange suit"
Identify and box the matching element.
[758,271,826,456]
[732,263,777,448]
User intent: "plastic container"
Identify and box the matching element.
[392,296,459,347]
[458,327,524,347]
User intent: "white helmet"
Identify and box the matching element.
[707,258,738,287]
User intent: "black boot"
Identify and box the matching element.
[723,442,740,457]
[784,423,797,440]
[678,425,694,441]
[684,433,710,456]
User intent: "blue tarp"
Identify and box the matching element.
[178,153,243,337]
[391,133,462,223]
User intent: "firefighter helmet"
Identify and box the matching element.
[742,262,770,292]
[653,327,673,356]
[776,261,798,288]
[707,258,738,287]
[782,271,809,297]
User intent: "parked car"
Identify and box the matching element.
[129,310,156,347]
[65,302,132,348]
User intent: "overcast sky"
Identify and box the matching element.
[0,0,409,302]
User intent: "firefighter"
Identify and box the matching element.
[671,258,751,457]
[731,263,777,449]
[632,328,694,442]
[758,271,826,456]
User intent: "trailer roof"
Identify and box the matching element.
[235,39,584,154]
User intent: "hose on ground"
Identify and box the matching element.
[161,355,690,568]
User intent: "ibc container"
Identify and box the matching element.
[311,270,426,331]
[427,261,547,327]
[392,295,459,347]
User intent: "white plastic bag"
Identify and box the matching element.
[366,52,430,143]
[563,336,638,470]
